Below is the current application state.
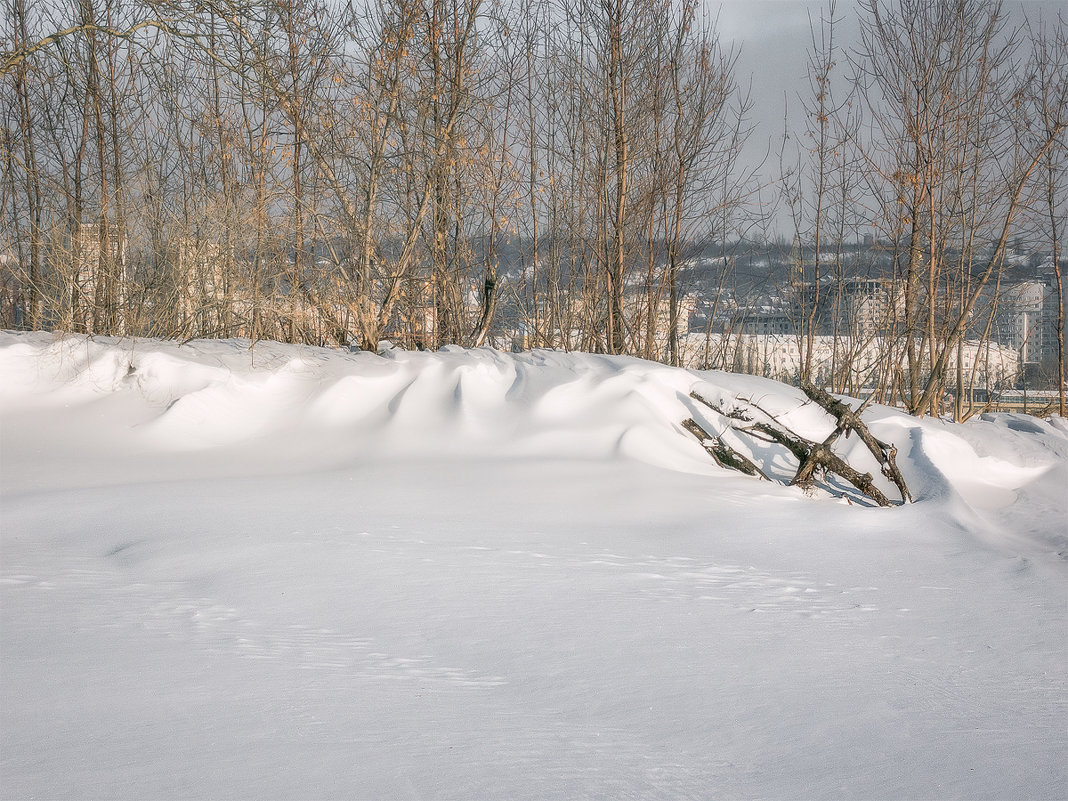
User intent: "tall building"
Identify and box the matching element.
[1002,281,1047,365]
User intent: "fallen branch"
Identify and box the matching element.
[685,385,909,507]
[682,418,769,480]
[689,391,752,422]
[742,422,894,507]
[800,381,911,503]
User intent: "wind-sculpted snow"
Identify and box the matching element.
[2,331,1066,800]
[1,331,1064,541]
[0,333,697,462]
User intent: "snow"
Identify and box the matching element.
[1,330,1065,800]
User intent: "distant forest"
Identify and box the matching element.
[2,0,1065,416]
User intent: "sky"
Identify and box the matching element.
[708,0,1065,236]
[716,1,858,235]
[714,0,1064,125]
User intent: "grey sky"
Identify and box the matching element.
[709,0,1064,235]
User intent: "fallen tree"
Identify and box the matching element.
[683,387,911,507]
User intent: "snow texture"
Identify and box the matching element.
[1,331,1065,800]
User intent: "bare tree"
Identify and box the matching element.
[1023,14,1068,414]
[858,0,1066,416]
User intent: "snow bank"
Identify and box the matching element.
[2,331,1063,549]
[0,333,701,465]
[2,331,1065,800]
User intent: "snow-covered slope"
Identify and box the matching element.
[2,331,1065,800]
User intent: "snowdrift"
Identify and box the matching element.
[2,331,1066,800]
[2,331,1064,551]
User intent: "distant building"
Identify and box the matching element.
[733,306,793,336]
[65,222,128,333]
[1004,282,1046,364]
[794,276,902,339]
[829,277,901,338]
[1038,276,1064,370]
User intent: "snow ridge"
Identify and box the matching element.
[2,330,1065,546]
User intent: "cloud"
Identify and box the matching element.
[713,0,818,43]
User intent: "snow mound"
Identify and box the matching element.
[1,331,1065,549]
[3,331,1066,800]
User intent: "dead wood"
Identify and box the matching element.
[799,380,912,502]
[689,391,752,422]
[685,385,909,507]
[682,418,769,480]
[742,421,895,507]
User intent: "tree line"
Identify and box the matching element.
[2,0,1066,416]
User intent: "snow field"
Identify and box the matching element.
[1,331,1065,800]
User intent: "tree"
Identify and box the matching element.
[858,0,1066,415]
